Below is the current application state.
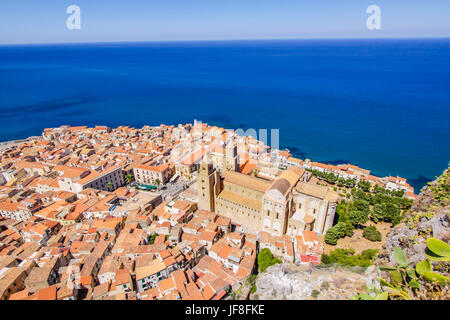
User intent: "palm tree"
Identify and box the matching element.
[153,179,161,190]
[125,174,134,185]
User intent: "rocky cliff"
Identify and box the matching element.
[251,263,380,300]
[252,166,449,300]
[376,166,450,267]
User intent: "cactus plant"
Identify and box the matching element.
[425,250,450,262]
[422,271,449,285]
[354,237,449,300]
[414,240,450,285]
[393,247,410,267]
[415,260,432,275]
[425,238,450,261]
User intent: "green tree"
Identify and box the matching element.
[358,180,372,192]
[363,226,382,242]
[384,203,402,225]
[257,248,282,273]
[125,174,134,184]
[352,199,371,213]
[149,233,159,244]
[327,173,338,184]
[399,197,413,210]
[373,185,386,194]
[336,202,349,223]
[354,189,373,203]
[371,203,385,223]
[348,210,369,227]
[335,222,354,238]
[345,178,356,188]
[325,227,339,245]
[106,182,113,191]
[393,189,405,198]
[344,222,355,237]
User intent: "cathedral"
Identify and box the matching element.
[197,143,339,236]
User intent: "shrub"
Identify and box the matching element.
[257,248,282,273]
[321,254,332,264]
[246,274,258,286]
[325,227,339,245]
[361,249,379,260]
[325,221,354,245]
[320,248,378,267]
[148,233,159,244]
[311,289,320,299]
[363,226,382,242]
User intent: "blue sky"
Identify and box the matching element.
[1,0,450,44]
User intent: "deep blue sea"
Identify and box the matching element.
[0,39,449,191]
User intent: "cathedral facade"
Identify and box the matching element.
[197,145,339,236]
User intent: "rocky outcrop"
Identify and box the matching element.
[378,209,449,266]
[252,167,449,300]
[377,166,450,267]
[251,263,380,300]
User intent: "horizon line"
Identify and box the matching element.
[1,36,450,47]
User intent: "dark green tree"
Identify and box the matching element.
[363,226,382,242]
[352,199,371,214]
[334,222,354,237]
[325,227,340,245]
[327,173,338,184]
[354,189,372,203]
[370,203,384,223]
[348,210,369,227]
[336,202,349,223]
[345,178,356,188]
[358,180,372,192]
[384,203,402,225]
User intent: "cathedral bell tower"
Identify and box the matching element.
[197,162,220,212]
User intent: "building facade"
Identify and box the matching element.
[133,163,172,185]
[197,163,339,236]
